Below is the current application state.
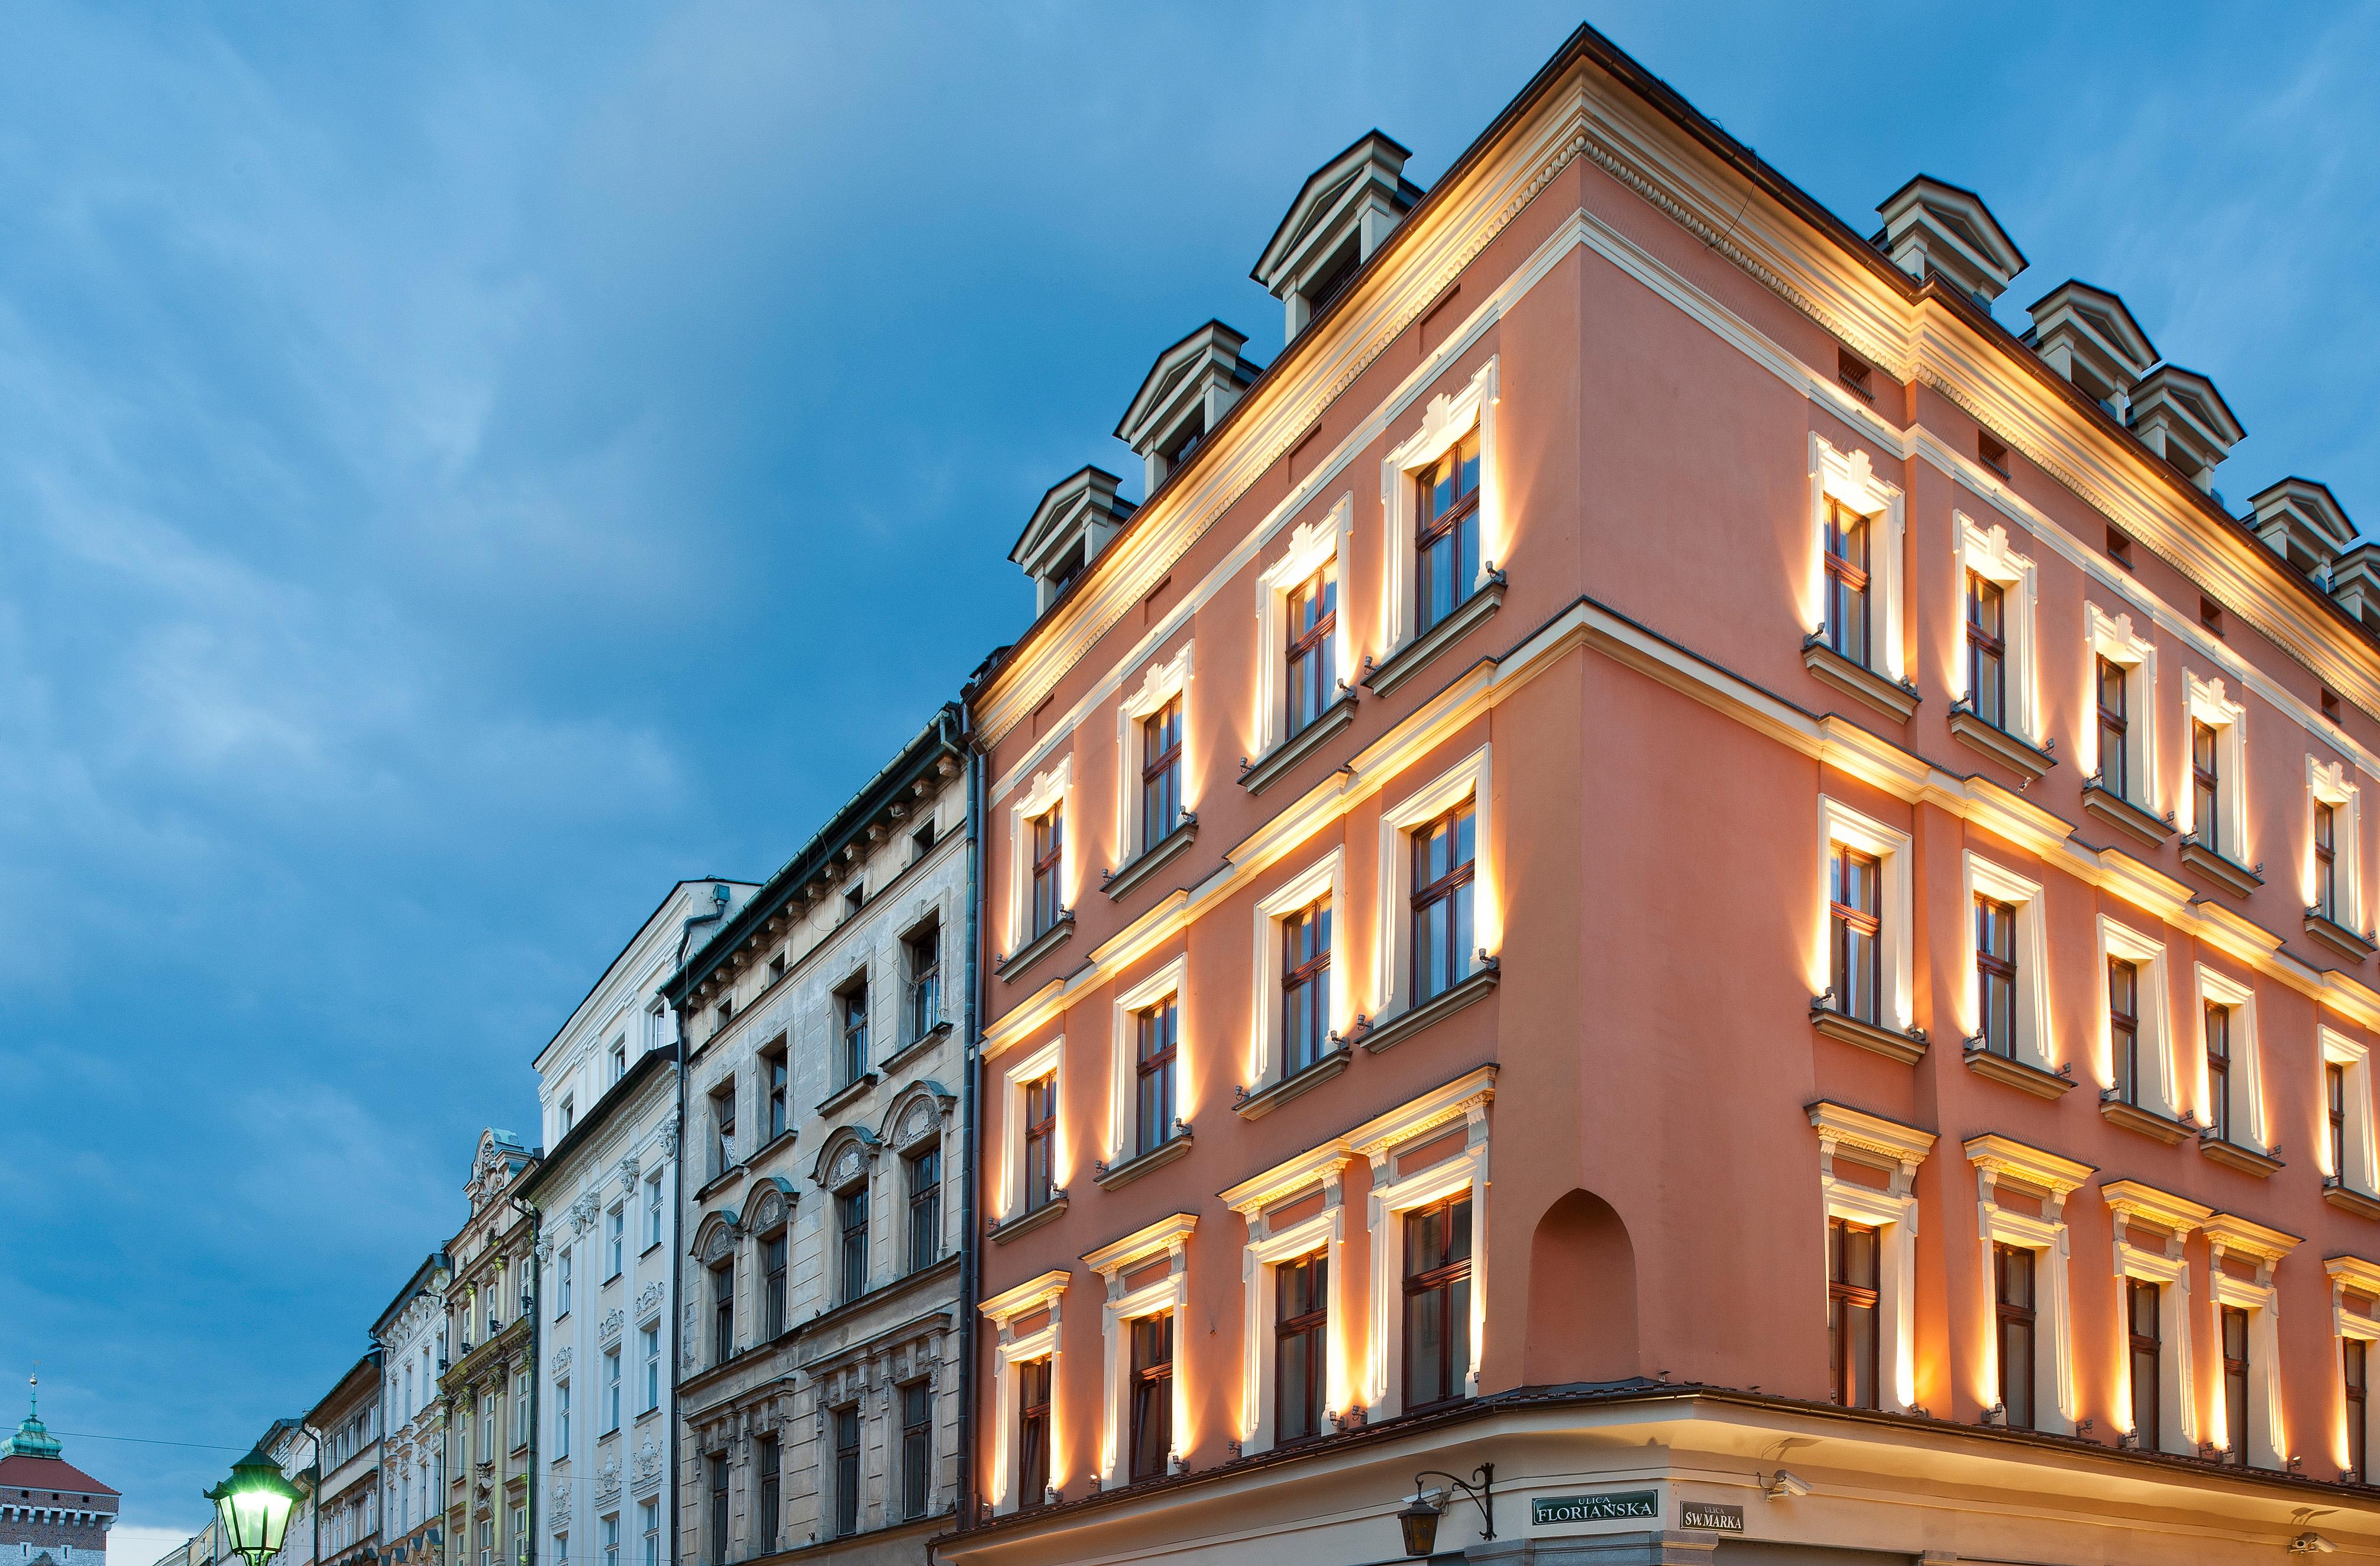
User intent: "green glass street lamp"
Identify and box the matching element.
[206,1445,306,1566]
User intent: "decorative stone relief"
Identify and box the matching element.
[552,1345,572,1376]
[594,1454,623,1503]
[658,1115,681,1159]
[633,1438,662,1485]
[635,1283,664,1321]
[597,1309,624,1346]
[615,1156,641,1194]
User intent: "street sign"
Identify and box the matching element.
[1530,1491,1658,1525]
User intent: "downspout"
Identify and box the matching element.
[953,706,985,1536]
[508,1197,541,1566]
[669,885,727,1566]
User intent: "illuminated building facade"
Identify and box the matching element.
[950,22,2380,1564]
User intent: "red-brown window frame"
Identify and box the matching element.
[2096,656,2129,799]
[1021,1075,1057,1214]
[1030,807,1065,936]
[1966,571,2007,729]
[1410,803,1477,1003]
[1415,430,1482,633]
[1140,700,1182,847]
[1975,896,2017,1059]
[1273,1251,1329,1445]
[1829,845,1881,1025]
[2206,1003,2233,1144]
[2108,956,2139,1106]
[1822,499,1870,666]
[1286,564,1338,737]
[2192,721,2221,849]
[1282,899,1333,1076]
[1826,1216,1880,1409]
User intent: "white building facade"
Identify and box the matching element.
[375,1253,452,1566]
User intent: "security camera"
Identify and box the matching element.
[1763,1470,1810,1500]
[2290,1533,2337,1556]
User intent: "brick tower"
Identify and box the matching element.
[0,1377,118,1566]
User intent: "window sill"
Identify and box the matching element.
[1809,1005,1927,1065]
[1104,817,1199,901]
[2099,1095,2194,1146]
[987,1196,1069,1245]
[2179,837,2263,898]
[997,914,1075,982]
[2305,910,2377,963]
[2199,1134,2283,1179]
[1946,705,2056,783]
[750,1127,798,1166]
[693,1166,745,1203]
[1356,962,1499,1055]
[2080,783,2174,848]
[879,1020,955,1075]
[1241,697,1357,795]
[1362,575,1505,699]
[1961,1040,2075,1099]
[794,1253,961,1351]
[1094,1131,1194,1190]
[1800,637,1919,723]
[815,1073,879,1118]
[2325,1180,2380,1221]
[1233,1047,1352,1120]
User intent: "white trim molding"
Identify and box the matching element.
[981,1269,1069,1515]
[1954,513,2042,747]
[1221,1142,1357,1452]
[1807,1101,1935,1412]
[1115,642,1195,861]
[1247,847,1351,1091]
[1107,954,1188,1165]
[1005,756,1075,959]
[1816,796,1915,1032]
[2083,603,2159,810]
[2203,1212,2300,1470]
[1807,435,1907,684]
[995,1035,1064,1225]
[1962,851,2055,1073]
[1374,744,1495,1023]
[2184,673,2249,864]
[2194,963,2269,1153]
[2098,915,2180,1118]
[1965,1134,2093,1436]
[2321,1025,2379,1198]
[1351,1067,1495,1419]
[1084,1214,1197,1490]
[2100,1179,2211,1454]
[2307,756,2365,934]
[2325,1255,2380,1480]
[1378,356,1501,657]
[1254,495,1357,756]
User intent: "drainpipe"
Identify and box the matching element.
[508,1197,541,1566]
[670,884,728,1566]
[953,707,984,1535]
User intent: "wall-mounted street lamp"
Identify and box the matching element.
[1396,1465,1494,1557]
[205,1447,306,1566]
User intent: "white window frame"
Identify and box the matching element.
[1807,435,1906,682]
[1953,512,2042,745]
[2101,1180,2209,1455]
[1247,847,1350,1092]
[1083,1214,1197,1491]
[2098,916,2179,1119]
[1962,852,2054,1072]
[1375,745,1495,1023]
[2184,673,2249,863]
[1254,494,1357,756]
[1816,797,1914,1031]
[2325,1257,2380,1481]
[2204,1215,2297,1470]
[2309,758,2365,933]
[2194,965,2268,1153]
[979,1270,1068,1516]
[2322,1027,2378,1198]
[1807,1102,1935,1412]
[995,1035,1064,1225]
[1379,357,1501,655]
[1114,642,1194,861]
[2084,603,2158,808]
[1966,1135,2087,1436]
[554,1379,571,1459]
[1221,1143,1356,1454]
[602,1345,621,1432]
[1107,955,1188,1165]
[1005,756,1074,957]
[1351,1066,1495,1420]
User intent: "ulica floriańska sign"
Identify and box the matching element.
[1530,1492,1658,1525]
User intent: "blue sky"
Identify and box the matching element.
[2,2,2374,1548]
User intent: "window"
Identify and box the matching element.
[2350,1339,2369,1482]
[2108,958,2140,1106]
[2193,721,2221,849]
[611,1041,627,1083]
[1282,900,1333,1075]
[481,1394,495,1461]
[1031,807,1065,937]
[911,817,936,862]
[768,950,785,984]
[838,1185,869,1303]
[514,1368,531,1449]
[1975,897,2017,1057]
[2321,1028,2376,1198]
[1821,499,1869,666]
[1275,1253,1328,1443]
[1994,1243,2036,1429]
[1016,1360,1052,1510]
[706,1455,727,1565]
[552,1532,566,1566]
[764,1044,788,1141]
[1140,700,1182,844]
[606,1206,625,1280]
[1836,347,1873,399]
[2185,675,2248,860]
[1411,803,1477,1004]
[1829,846,1880,1024]
[1128,1313,1174,1481]
[907,1145,942,1273]
[900,1383,933,1520]
[641,1326,661,1413]
[709,1259,733,1365]
[1828,1218,1880,1409]
[1967,572,2007,729]
[600,1516,617,1566]
[2222,1306,2250,1463]
[1402,1195,1473,1410]
[2202,596,2225,636]
[512,1506,526,1566]
[2096,657,2129,800]
[2195,965,2268,1154]
[477,1519,492,1566]
[602,1347,620,1432]
[904,922,942,1041]
[2107,526,2133,570]
[2207,1002,2234,1143]
[2085,606,2157,809]
[1285,564,1338,737]
[754,1434,778,1556]
[559,1096,575,1138]
[2311,760,2363,936]
[2318,801,2340,921]
[554,1380,571,1458]
[837,979,869,1086]
[1023,1075,1057,1214]
[638,1501,657,1566]
[2127,1279,2161,1449]
[1134,999,1179,1155]
[645,1173,665,1251]
[557,1248,573,1317]
[762,1235,787,1339]
[1978,431,2009,475]
[710,1084,735,1180]
[832,1408,861,1536]
[2326,687,2345,724]
[1415,429,1482,635]
[2333,1062,2347,1184]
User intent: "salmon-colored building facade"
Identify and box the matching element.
[949,25,2380,1564]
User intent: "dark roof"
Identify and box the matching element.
[517,1043,675,1202]
[0,1453,118,1498]
[304,1351,383,1429]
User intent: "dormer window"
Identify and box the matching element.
[2022,281,2158,419]
[1009,468,1136,615]
[1252,132,1424,341]
[2127,365,2245,495]
[1871,176,2027,306]
[2247,477,2356,577]
[1114,322,1263,494]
